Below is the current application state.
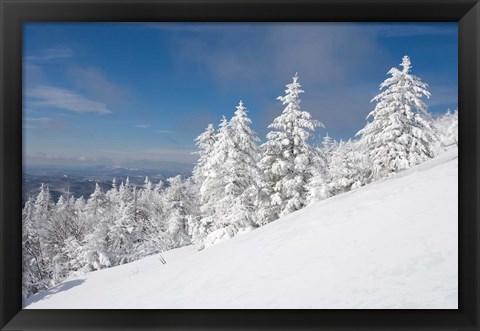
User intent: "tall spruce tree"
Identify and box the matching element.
[22,195,47,297]
[357,55,438,179]
[192,124,216,185]
[305,145,332,205]
[222,101,262,229]
[197,116,232,238]
[259,73,323,223]
[162,175,193,248]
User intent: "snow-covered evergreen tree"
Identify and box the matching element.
[223,101,261,227]
[200,101,262,247]
[136,176,166,254]
[130,176,165,254]
[73,179,133,270]
[162,175,194,248]
[49,193,86,282]
[447,113,458,146]
[22,195,47,297]
[305,132,338,203]
[434,109,458,148]
[85,183,107,219]
[111,179,141,263]
[22,183,78,296]
[192,124,216,184]
[32,184,56,281]
[259,73,324,223]
[329,139,370,194]
[105,178,118,205]
[197,116,233,238]
[227,101,262,191]
[33,184,55,233]
[305,146,331,205]
[321,133,336,163]
[356,56,438,179]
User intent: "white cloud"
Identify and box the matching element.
[24,148,197,172]
[141,146,196,163]
[171,24,389,90]
[154,130,172,134]
[67,67,131,109]
[23,117,51,129]
[370,24,457,38]
[25,152,115,167]
[26,85,112,114]
[25,47,73,62]
[135,124,150,129]
[23,116,68,132]
[140,22,244,33]
[427,85,458,108]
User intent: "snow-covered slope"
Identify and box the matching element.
[24,148,458,309]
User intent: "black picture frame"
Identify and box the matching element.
[1,0,478,330]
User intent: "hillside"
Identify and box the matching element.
[24,148,458,309]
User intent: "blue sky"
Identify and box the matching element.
[23,22,458,172]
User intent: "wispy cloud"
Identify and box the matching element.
[25,47,73,62]
[145,22,456,38]
[67,67,131,109]
[154,130,172,134]
[135,124,150,129]
[23,117,51,129]
[25,152,115,167]
[102,149,129,154]
[139,22,241,33]
[25,149,196,172]
[370,24,457,38]
[142,146,196,163]
[427,84,458,107]
[23,116,67,132]
[171,24,388,90]
[26,85,112,114]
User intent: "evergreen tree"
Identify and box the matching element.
[135,177,169,256]
[163,176,194,248]
[434,109,458,148]
[32,184,56,280]
[198,101,263,247]
[222,101,262,228]
[198,116,233,237]
[259,73,323,222]
[33,184,55,231]
[305,147,331,205]
[356,55,438,179]
[85,182,107,219]
[192,124,216,184]
[447,111,458,146]
[22,195,47,297]
[50,193,86,282]
[329,139,370,194]
[105,178,118,205]
[22,184,61,296]
[321,133,336,163]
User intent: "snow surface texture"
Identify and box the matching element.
[25,148,458,309]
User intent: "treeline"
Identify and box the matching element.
[22,55,458,298]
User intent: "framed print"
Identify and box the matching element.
[1,0,479,330]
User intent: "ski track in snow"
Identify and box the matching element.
[24,148,458,309]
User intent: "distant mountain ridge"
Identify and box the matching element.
[23,166,192,202]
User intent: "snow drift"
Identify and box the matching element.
[24,148,458,309]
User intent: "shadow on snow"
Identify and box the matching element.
[24,279,85,307]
